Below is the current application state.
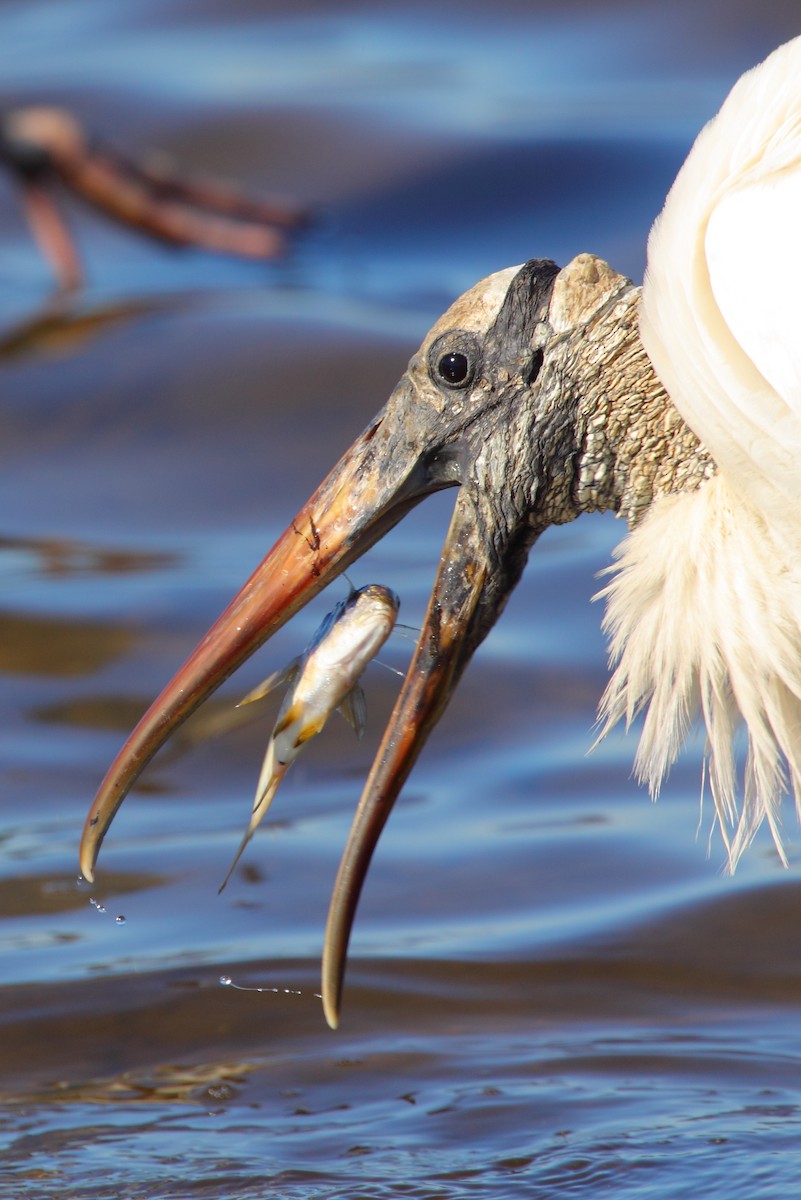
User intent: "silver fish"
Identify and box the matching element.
[219,584,400,890]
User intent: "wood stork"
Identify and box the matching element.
[0,107,306,291]
[80,37,801,1027]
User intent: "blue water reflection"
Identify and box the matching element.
[2,2,801,1198]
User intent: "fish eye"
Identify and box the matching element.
[438,352,470,386]
[428,331,479,391]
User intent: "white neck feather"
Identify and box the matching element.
[596,474,801,866]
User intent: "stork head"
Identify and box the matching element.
[81,253,701,1026]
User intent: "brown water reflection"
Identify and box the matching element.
[0,297,181,361]
[3,1,801,1198]
[0,869,159,921]
[0,533,173,577]
[0,610,133,676]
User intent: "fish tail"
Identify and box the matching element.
[252,738,284,807]
[217,826,253,894]
[247,769,285,835]
[217,766,286,894]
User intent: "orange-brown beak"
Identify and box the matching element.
[80,257,561,1027]
[79,399,498,1030]
[79,397,435,885]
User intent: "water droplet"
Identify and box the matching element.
[218,973,319,999]
[115,915,126,925]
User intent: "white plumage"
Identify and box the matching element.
[600,36,801,865]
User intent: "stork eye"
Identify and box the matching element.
[428,329,480,392]
[438,351,470,386]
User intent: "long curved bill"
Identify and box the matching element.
[79,412,498,1031]
[79,411,427,883]
[321,486,488,1027]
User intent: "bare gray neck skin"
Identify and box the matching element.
[542,255,715,528]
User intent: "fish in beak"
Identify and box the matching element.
[218,583,400,893]
[80,257,566,1027]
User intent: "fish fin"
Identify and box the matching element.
[293,718,325,748]
[273,699,304,737]
[238,660,299,707]
[338,684,367,739]
[275,704,327,749]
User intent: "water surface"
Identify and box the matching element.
[2,2,801,1197]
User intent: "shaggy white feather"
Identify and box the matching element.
[597,474,801,867]
[629,36,801,864]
